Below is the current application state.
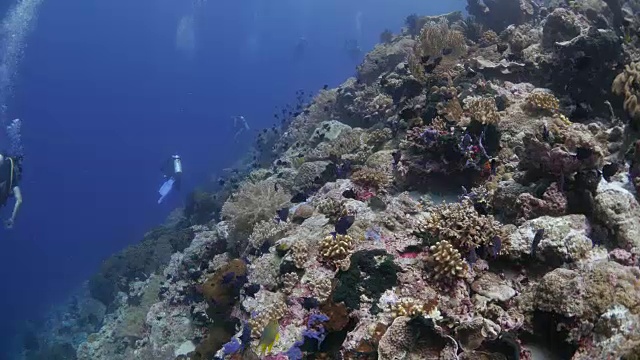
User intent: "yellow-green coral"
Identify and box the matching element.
[317,197,347,223]
[351,167,392,191]
[465,97,500,124]
[319,234,355,264]
[248,300,287,338]
[417,200,505,252]
[390,297,442,320]
[479,30,499,47]
[428,240,469,280]
[523,92,560,115]
[289,240,309,269]
[612,61,640,124]
[437,98,464,123]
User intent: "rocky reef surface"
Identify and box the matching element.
[18,0,640,359]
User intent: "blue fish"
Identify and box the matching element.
[276,207,289,222]
[489,236,501,258]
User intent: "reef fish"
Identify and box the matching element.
[276,207,289,222]
[258,320,280,356]
[335,215,355,235]
[531,229,544,257]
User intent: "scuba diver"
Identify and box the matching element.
[0,153,23,228]
[344,39,362,61]
[293,37,308,59]
[158,154,182,204]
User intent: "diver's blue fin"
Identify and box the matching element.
[158,177,175,203]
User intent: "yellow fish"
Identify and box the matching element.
[258,320,280,356]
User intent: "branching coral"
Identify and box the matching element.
[310,277,333,302]
[523,92,560,115]
[390,297,442,320]
[221,179,290,241]
[415,199,505,253]
[290,240,309,269]
[249,220,290,249]
[351,167,392,191]
[612,61,640,124]
[280,272,299,294]
[437,98,465,123]
[248,300,288,338]
[427,240,469,280]
[319,234,355,266]
[317,197,348,223]
[465,97,500,124]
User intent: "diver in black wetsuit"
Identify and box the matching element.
[0,153,23,228]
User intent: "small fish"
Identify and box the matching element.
[258,320,280,356]
[442,48,453,56]
[489,236,501,258]
[274,183,279,191]
[423,57,443,73]
[335,215,355,235]
[323,84,329,90]
[490,158,498,175]
[392,151,401,168]
[601,163,619,182]
[276,207,289,222]
[467,248,478,264]
[290,192,307,203]
[575,147,594,160]
[342,189,357,199]
[473,201,489,216]
[222,272,236,284]
[531,229,544,257]
[218,178,226,186]
[420,55,431,63]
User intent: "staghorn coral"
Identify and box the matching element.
[612,61,640,124]
[464,97,500,124]
[427,240,469,280]
[221,179,290,245]
[351,166,392,191]
[319,234,355,266]
[416,199,505,252]
[523,92,560,115]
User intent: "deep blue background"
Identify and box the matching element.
[0,0,463,353]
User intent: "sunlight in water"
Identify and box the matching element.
[0,0,44,123]
[176,14,196,58]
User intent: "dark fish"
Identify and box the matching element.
[323,84,329,90]
[423,57,443,73]
[573,55,592,71]
[473,201,489,216]
[392,151,401,167]
[222,272,236,284]
[442,48,453,56]
[276,207,289,222]
[602,163,619,182]
[542,123,550,142]
[293,111,301,117]
[467,248,478,264]
[420,55,431,63]
[323,106,330,112]
[466,68,477,78]
[335,215,355,235]
[218,178,226,186]
[290,192,307,203]
[274,183,279,191]
[303,109,311,115]
[490,159,498,175]
[531,229,544,257]
[489,236,501,258]
[342,189,357,199]
[244,284,260,297]
[575,147,594,160]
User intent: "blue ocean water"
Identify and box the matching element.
[0,0,463,356]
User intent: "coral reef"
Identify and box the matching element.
[25,3,640,360]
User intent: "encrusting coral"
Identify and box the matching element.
[523,92,560,115]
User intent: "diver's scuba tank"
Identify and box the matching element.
[172,155,182,174]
